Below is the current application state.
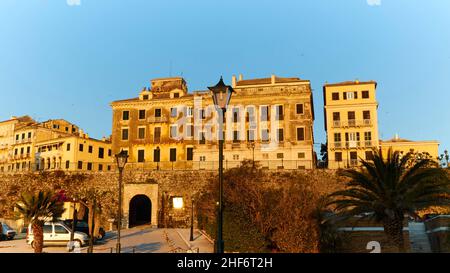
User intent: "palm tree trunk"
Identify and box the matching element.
[32,223,44,253]
[383,217,406,252]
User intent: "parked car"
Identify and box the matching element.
[1,223,16,240]
[63,219,106,240]
[26,221,89,249]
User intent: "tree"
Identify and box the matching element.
[15,191,65,253]
[438,150,449,168]
[318,143,328,168]
[328,148,450,252]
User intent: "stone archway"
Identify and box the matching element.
[128,194,152,228]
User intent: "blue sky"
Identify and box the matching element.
[0,0,449,154]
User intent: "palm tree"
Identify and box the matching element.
[328,148,450,252]
[15,191,65,253]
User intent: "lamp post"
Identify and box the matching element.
[115,149,128,253]
[208,76,234,253]
[247,141,256,168]
[190,198,194,241]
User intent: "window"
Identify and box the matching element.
[233,131,240,143]
[170,125,178,138]
[364,132,372,146]
[122,111,129,120]
[362,90,369,99]
[66,143,71,151]
[233,154,239,160]
[298,152,305,159]
[28,132,32,138]
[170,148,177,162]
[332,92,339,100]
[155,108,162,118]
[88,145,93,153]
[15,134,19,141]
[333,112,340,121]
[260,106,269,121]
[108,149,112,157]
[199,132,206,144]
[335,152,343,162]
[344,91,357,100]
[65,160,70,169]
[77,161,83,170]
[170,107,178,118]
[87,162,92,171]
[22,133,25,139]
[277,128,284,142]
[296,104,304,114]
[297,127,305,141]
[43,224,52,233]
[348,111,356,126]
[154,148,160,162]
[185,124,194,138]
[247,130,255,142]
[54,225,69,234]
[187,147,194,161]
[122,128,129,140]
[186,107,193,117]
[363,110,371,120]
[26,146,30,154]
[107,165,111,171]
[199,156,206,162]
[199,109,206,120]
[98,164,103,171]
[233,108,240,123]
[138,150,145,162]
[173,92,179,98]
[79,144,84,152]
[277,153,284,159]
[98,147,104,159]
[143,94,149,100]
[365,151,374,160]
[154,127,161,143]
[138,127,145,139]
[275,105,284,120]
[139,110,146,120]
[246,107,255,123]
[261,129,269,142]
[20,147,24,154]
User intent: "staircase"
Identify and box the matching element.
[408,222,432,253]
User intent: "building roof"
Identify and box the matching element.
[236,76,307,86]
[0,115,35,124]
[323,80,377,88]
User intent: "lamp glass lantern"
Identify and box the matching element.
[208,76,234,112]
[115,150,129,171]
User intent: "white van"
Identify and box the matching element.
[26,221,89,249]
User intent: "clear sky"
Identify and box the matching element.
[0,0,449,154]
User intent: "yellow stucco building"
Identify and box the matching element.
[110,75,315,170]
[380,134,439,160]
[324,80,440,169]
[324,80,380,169]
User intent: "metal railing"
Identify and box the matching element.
[0,160,316,173]
[331,119,372,128]
[329,141,375,149]
[147,116,168,123]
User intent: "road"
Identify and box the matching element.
[0,226,213,253]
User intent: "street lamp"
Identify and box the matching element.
[190,198,195,241]
[115,149,128,253]
[208,76,234,253]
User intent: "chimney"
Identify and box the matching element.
[238,74,243,81]
[271,74,276,84]
[232,75,236,88]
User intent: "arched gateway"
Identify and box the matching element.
[128,195,152,227]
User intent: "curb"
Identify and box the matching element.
[176,229,192,249]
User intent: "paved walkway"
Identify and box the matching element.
[0,226,213,253]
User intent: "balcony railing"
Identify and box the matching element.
[14,138,32,144]
[331,119,372,128]
[147,116,168,123]
[330,141,375,149]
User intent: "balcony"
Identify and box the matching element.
[331,119,372,128]
[14,138,32,144]
[147,116,168,123]
[331,140,375,150]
